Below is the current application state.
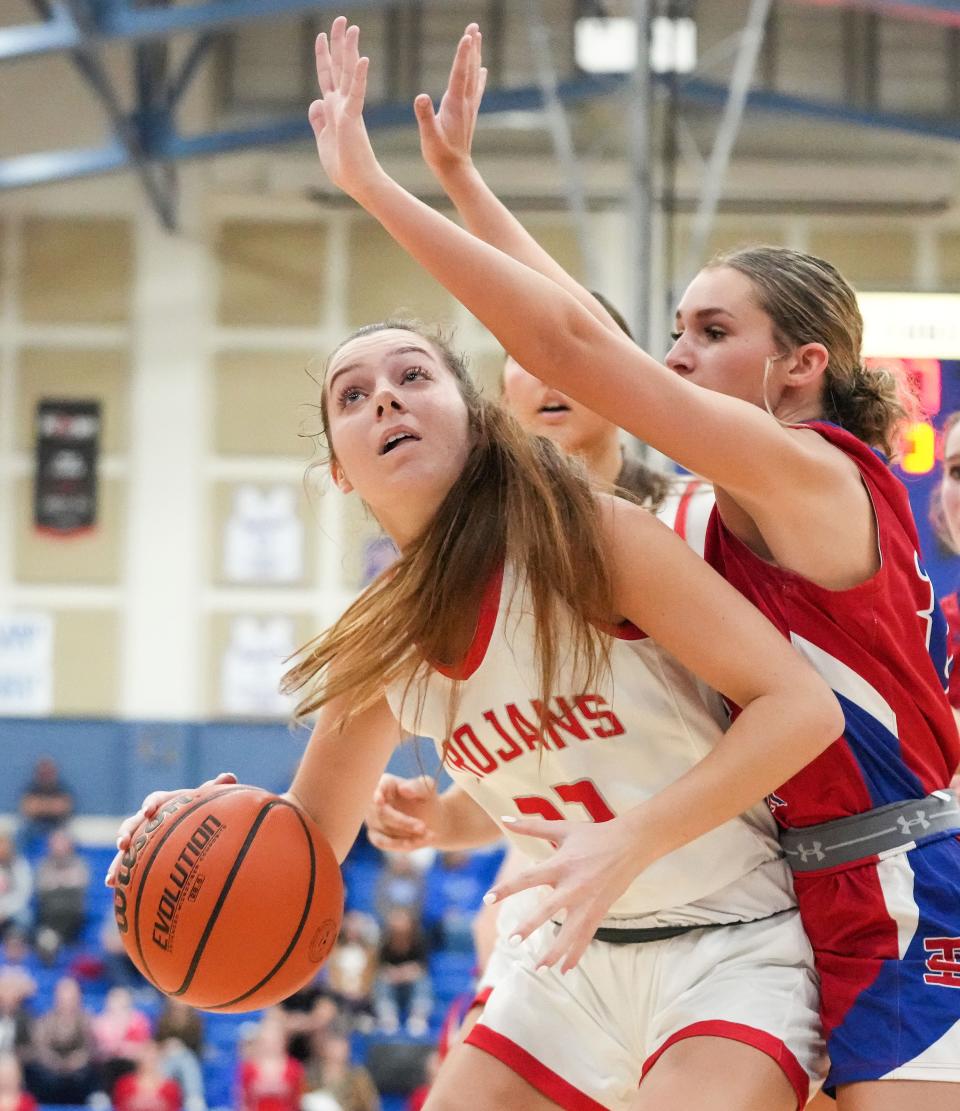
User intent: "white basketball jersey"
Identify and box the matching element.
[386,566,795,929]
[656,475,715,558]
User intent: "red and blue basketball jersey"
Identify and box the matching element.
[941,589,960,710]
[705,420,958,829]
[705,420,960,1088]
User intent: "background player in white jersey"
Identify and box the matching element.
[111,310,839,1110]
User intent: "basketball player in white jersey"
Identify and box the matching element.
[366,317,714,984]
[110,308,840,1108]
[308,20,960,1109]
[362,36,716,997]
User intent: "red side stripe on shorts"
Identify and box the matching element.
[641,1019,809,1111]
[466,1023,609,1111]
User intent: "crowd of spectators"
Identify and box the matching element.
[0,758,501,1110]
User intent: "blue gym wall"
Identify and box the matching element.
[0,718,439,816]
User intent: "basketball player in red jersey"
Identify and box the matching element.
[108,307,842,1111]
[307,19,960,1108]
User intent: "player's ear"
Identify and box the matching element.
[330,459,353,494]
[784,342,829,389]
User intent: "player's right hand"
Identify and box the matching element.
[365,774,441,852]
[415,23,486,178]
[104,771,238,887]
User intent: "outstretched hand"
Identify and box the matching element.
[309,16,382,197]
[485,814,647,973]
[415,23,487,178]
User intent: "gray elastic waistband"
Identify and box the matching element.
[781,790,960,873]
[591,907,792,945]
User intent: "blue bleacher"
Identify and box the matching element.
[13,838,477,1111]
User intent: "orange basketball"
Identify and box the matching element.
[112,783,343,1012]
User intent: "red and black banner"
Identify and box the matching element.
[34,399,101,536]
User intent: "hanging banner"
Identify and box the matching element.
[220,615,297,717]
[223,484,304,584]
[34,399,101,536]
[0,613,53,716]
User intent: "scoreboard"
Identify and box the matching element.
[860,293,960,601]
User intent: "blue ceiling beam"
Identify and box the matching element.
[5,0,959,66]
[0,142,128,189]
[165,31,215,109]
[0,72,627,190]
[797,0,960,26]
[0,2,80,61]
[1,66,957,193]
[682,77,960,142]
[0,0,406,63]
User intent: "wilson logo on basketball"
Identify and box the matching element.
[113,791,198,934]
[923,937,960,988]
[151,814,224,951]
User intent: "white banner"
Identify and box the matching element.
[223,484,304,584]
[220,615,296,717]
[0,613,53,716]
[860,293,960,359]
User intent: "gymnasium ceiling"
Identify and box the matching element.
[1,1,959,228]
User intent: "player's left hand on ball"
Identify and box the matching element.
[484,816,643,974]
[104,771,238,887]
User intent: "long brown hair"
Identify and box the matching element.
[282,321,613,731]
[710,246,912,457]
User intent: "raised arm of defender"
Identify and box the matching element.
[311,18,877,593]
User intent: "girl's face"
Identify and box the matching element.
[325,329,472,547]
[666,266,785,408]
[501,355,618,458]
[940,421,960,551]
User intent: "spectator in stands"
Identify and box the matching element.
[0,836,32,941]
[154,1000,206,1111]
[98,907,143,990]
[18,758,73,852]
[0,932,35,979]
[405,1050,439,1111]
[0,1052,36,1111]
[421,850,492,952]
[154,999,202,1059]
[34,830,90,958]
[237,1011,303,1111]
[112,1039,183,1111]
[325,911,378,1029]
[24,976,98,1105]
[373,854,424,925]
[0,971,33,1062]
[281,984,340,1063]
[373,908,432,1037]
[303,1030,380,1111]
[93,986,152,1093]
